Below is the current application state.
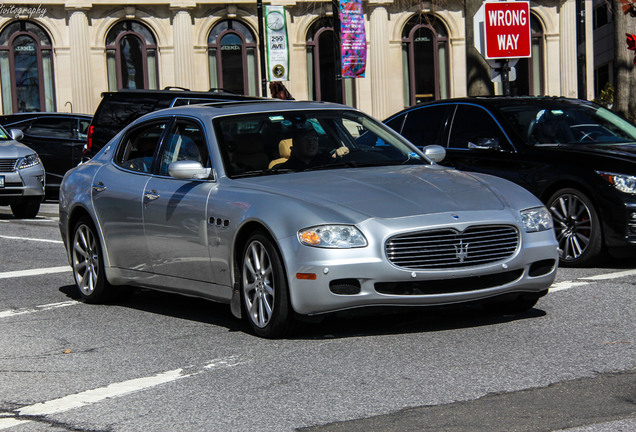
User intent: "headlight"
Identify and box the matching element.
[597,171,636,194]
[298,225,367,248]
[520,206,553,232]
[18,154,40,169]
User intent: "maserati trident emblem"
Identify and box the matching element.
[454,240,469,262]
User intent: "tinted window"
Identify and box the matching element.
[158,120,209,176]
[400,105,449,147]
[115,121,168,173]
[28,118,73,138]
[448,105,508,150]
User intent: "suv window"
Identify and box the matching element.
[401,105,449,147]
[447,105,509,150]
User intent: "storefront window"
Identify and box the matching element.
[510,14,545,96]
[105,21,158,91]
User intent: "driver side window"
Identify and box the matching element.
[158,120,209,176]
[116,121,167,173]
[448,105,509,151]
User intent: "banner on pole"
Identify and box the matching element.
[265,5,289,81]
[340,0,366,78]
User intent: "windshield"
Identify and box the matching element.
[214,109,427,178]
[498,102,636,146]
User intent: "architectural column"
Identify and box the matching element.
[67,8,92,113]
[559,0,578,97]
[172,7,195,90]
[368,2,392,119]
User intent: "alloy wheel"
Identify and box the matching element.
[549,193,593,262]
[72,223,100,296]
[242,240,275,328]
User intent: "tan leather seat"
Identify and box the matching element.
[268,138,293,169]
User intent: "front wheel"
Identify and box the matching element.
[10,198,40,219]
[71,217,112,303]
[241,232,294,338]
[547,188,602,267]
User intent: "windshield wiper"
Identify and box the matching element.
[231,168,296,178]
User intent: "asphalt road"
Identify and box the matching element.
[0,202,634,431]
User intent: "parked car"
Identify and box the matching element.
[0,126,45,218]
[59,101,558,338]
[385,97,636,267]
[0,112,92,197]
[85,87,262,159]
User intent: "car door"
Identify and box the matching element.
[439,104,540,189]
[92,119,169,274]
[142,118,217,288]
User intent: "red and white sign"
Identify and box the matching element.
[484,1,531,59]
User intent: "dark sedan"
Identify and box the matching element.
[0,112,92,197]
[385,97,636,267]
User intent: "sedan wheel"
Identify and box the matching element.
[548,188,602,267]
[72,217,111,303]
[241,233,292,338]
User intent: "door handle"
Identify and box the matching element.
[144,190,160,201]
[92,182,106,192]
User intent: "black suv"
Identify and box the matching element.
[0,112,92,197]
[85,88,262,158]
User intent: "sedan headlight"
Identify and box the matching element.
[18,154,41,169]
[597,171,636,194]
[520,207,553,232]
[298,225,367,248]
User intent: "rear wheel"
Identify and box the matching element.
[241,232,294,338]
[548,188,602,267]
[10,198,40,219]
[71,217,112,303]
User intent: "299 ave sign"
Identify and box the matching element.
[484,1,531,59]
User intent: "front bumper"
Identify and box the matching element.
[280,215,559,316]
[0,165,45,205]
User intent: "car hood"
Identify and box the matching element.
[0,139,34,158]
[236,165,510,219]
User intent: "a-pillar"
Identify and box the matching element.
[67,7,92,113]
[171,5,195,90]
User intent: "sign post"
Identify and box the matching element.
[474,1,531,96]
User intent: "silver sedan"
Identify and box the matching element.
[59,101,558,338]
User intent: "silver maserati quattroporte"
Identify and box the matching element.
[59,101,558,338]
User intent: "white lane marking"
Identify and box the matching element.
[0,301,79,319]
[0,235,63,244]
[582,269,636,281]
[0,218,58,223]
[0,357,248,429]
[549,281,590,292]
[0,266,70,280]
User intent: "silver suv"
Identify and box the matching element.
[0,126,45,218]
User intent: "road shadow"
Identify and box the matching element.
[59,284,545,340]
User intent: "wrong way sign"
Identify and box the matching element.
[484,1,531,59]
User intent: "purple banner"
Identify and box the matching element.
[340,0,366,78]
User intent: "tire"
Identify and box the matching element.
[10,198,40,219]
[71,217,113,303]
[547,188,602,267]
[241,232,294,338]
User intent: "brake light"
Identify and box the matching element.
[84,125,94,155]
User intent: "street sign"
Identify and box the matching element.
[484,1,531,59]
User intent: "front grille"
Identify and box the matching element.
[386,225,519,270]
[0,159,17,172]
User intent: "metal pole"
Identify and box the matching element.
[257,0,268,97]
[331,0,343,104]
[501,59,510,96]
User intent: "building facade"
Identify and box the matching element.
[0,0,594,119]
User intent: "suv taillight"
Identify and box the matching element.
[84,125,94,156]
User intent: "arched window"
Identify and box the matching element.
[0,21,55,113]
[306,18,356,106]
[105,21,158,91]
[510,14,544,96]
[208,20,258,96]
[401,15,449,106]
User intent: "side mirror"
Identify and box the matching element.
[467,137,500,150]
[9,129,23,141]
[422,145,446,163]
[168,160,212,180]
